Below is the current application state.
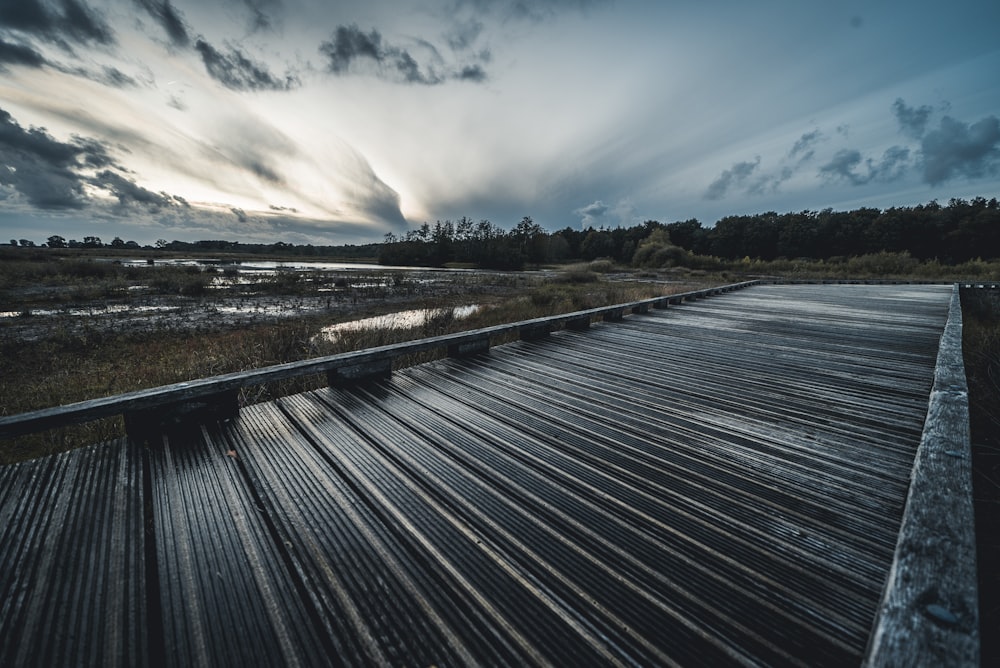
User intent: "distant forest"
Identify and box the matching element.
[15,235,382,260]
[380,197,1000,269]
[10,196,1000,271]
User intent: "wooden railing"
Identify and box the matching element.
[0,281,759,440]
[865,284,979,666]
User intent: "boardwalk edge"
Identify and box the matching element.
[864,284,979,667]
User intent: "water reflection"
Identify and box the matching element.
[1,304,178,319]
[115,258,471,273]
[317,305,480,342]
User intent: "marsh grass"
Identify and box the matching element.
[0,250,420,310]
[962,289,1000,661]
[725,252,1000,281]
[0,269,697,463]
[0,256,216,307]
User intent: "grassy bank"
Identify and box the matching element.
[707,252,1000,281]
[1,264,698,463]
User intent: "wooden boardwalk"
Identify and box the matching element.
[0,283,976,666]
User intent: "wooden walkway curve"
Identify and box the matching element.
[0,283,977,666]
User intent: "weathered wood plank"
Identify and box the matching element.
[0,282,962,666]
[327,358,393,386]
[0,282,758,438]
[864,285,979,667]
[124,389,240,441]
[448,334,491,357]
[0,440,147,667]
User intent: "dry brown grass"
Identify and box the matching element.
[1,270,702,463]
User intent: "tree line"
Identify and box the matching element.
[11,235,380,259]
[10,196,1000,268]
[380,197,1000,269]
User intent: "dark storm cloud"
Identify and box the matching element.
[58,0,113,43]
[892,98,933,140]
[69,135,117,168]
[0,38,140,88]
[91,169,184,210]
[819,146,912,186]
[244,157,282,183]
[320,24,486,85]
[921,114,1000,185]
[450,0,608,22]
[351,169,407,228]
[361,186,407,228]
[704,132,823,200]
[455,63,487,82]
[325,139,407,228]
[46,60,144,88]
[320,25,381,73]
[0,107,185,215]
[195,38,300,91]
[231,207,248,223]
[704,158,760,200]
[0,0,115,46]
[788,129,822,161]
[319,25,443,85]
[0,37,46,68]
[819,149,863,184]
[871,145,911,181]
[0,106,116,208]
[98,65,138,87]
[133,0,190,47]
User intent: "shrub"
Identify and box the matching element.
[844,251,920,277]
[588,259,616,273]
[557,268,599,284]
[148,267,211,295]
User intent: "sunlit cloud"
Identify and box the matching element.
[0,0,998,246]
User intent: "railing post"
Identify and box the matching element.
[519,323,550,340]
[0,280,761,440]
[124,389,240,442]
[327,359,392,387]
[448,335,490,357]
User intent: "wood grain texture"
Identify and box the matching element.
[865,285,979,667]
[0,282,756,439]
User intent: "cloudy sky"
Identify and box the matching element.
[1,0,998,246]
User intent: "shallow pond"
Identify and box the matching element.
[1,304,178,319]
[113,258,473,274]
[317,305,481,342]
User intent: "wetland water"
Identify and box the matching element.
[1,260,539,341]
[317,305,481,342]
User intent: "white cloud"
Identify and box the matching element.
[1,0,998,245]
